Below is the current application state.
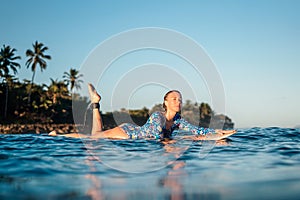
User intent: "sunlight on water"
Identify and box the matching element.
[0,127,300,199]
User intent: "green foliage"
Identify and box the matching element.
[25,41,51,73]
[109,100,234,129]
[150,103,164,113]
[0,45,21,79]
[0,45,21,119]
[47,78,70,104]
[25,41,51,103]
[0,43,87,124]
[63,68,83,92]
[181,100,200,125]
[129,107,149,118]
[0,77,88,124]
[199,102,213,128]
[0,42,233,129]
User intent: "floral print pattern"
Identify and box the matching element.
[119,112,215,139]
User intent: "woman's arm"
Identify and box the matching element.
[174,116,236,139]
[174,117,215,135]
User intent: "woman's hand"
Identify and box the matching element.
[194,129,237,141]
[215,129,237,134]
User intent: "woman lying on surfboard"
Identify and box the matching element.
[49,84,236,140]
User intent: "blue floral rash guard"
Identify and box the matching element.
[119,111,215,139]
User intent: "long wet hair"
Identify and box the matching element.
[162,90,182,111]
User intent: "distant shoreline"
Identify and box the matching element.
[0,124,83,134]
[0,114,148,134]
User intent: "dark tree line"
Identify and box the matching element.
[103,101,234,130]
[0,42,86,124]
[1,42,234,129]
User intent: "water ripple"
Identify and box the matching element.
[1,128,300,199]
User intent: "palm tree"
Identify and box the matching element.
[0,45,21,119]
[25,41,51,103]
[63,68,83,93]
[0,45,21,79]
[47,78,69,104]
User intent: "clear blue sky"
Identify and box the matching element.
[1,0,299,128]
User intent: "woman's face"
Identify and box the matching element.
[164,91,182,113]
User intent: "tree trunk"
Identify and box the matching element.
[28,70,36,104]
[4,83,8,119]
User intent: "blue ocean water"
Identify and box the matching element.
[0,127,300,199]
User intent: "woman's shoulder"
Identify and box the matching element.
[150,111,165,118]
[148,111,166,124]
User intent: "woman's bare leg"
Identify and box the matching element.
[59,128,129,139]
[49,83,129,139]
[88,83,129,139]
[88,83,103,135]
[91,127,129,139]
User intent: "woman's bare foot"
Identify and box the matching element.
[215,129,237,135]
[48,130,57,136]
[88,83,101,103]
